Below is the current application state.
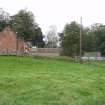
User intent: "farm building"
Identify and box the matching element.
[0,26,27,55]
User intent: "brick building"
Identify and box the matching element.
[0,26,26,55]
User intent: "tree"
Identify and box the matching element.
[61,21,80,56]
[11,9,45,47]
[83,27,98,52]
[58,32,64,47]
[32,27,45,48]
[92,23,105,56]
[11,9,38,41]
[46,25,58,48]
[100,43,105,56]
[83,23,105,56]
[0,8,10,31]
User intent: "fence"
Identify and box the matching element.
[82,57,105,61]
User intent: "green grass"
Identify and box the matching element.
[0,56,105,105]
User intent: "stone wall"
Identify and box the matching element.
[29,48,61,57]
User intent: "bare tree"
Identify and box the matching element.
[0,8,10,22]
[0,8,10,31]
[46,25,58,48]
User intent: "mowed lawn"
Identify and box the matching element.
[0,56,105,105]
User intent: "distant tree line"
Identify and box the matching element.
[1,8,105,56]
[59,22,105,57]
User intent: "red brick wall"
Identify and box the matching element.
[17,38,25,53]
[0,27,25,54]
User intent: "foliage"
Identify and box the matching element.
[11,9,38,41]
[32,27,45,48]
[90,24,105,55]
[61,21,80,56]
[10,9,45,47]
[83,28,98,52]
[58,32,64,47]
[61,22,105,56]
[100,43,105,56]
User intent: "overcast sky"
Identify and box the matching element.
[0,0,105,34]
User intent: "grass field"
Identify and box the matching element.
[0,56,105,105]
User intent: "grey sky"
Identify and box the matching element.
[0,0,105,34]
